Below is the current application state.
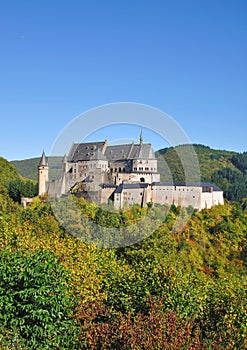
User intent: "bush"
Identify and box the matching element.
[0,249,79,349]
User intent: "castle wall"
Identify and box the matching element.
[114,187,145,209]
[152,185,202,209]
[152,185,224,210]
[114,172,160,186]
[99,187,116,204]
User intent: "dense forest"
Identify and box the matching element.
[0,156,246,349]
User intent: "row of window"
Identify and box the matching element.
[133,167,156,171]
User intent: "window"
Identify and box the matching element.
[145,167,149,171]
[140,177,145,182]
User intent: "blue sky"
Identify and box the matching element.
[1,0,247,160]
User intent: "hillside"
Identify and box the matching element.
[12,156,63,181]
[0,157,38,202]
[158,144,247,201]
[158,144,237,181]
[0,157,21,187]
[0,186,246,348]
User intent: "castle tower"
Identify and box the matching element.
[38,151,48,195]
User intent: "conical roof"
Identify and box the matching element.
[39,151,48,166]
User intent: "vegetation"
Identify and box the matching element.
[158,144,247,202]
[0,151,246,349]
[0,157,38,203]
[11,156,63,181]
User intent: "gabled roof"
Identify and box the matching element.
[67,141,156,162]
[104,143,155,161]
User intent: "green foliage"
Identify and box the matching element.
[0,157,20,187]
[231,152,247,172]
[211,168,247,201]
[158,144,247,202]
[0,249,79,349]
[0,182,246,348]
[11,156,63,181]
[8,179,38,202]
[158,144,236,183]
[0,157,38,203]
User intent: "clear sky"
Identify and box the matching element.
[1,0,247,160]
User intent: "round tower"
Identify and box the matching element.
[38,151,48,195]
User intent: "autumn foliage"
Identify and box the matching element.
[0,182,246,349]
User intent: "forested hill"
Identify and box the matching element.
[11,156,63,181]
[158,144,247,201]
[158,144,237,180]
[0,157,38,202]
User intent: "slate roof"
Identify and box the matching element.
[67,141,156,162]
[90,149,107,161]
[114,183,149,194]
[39,151,48,166]
[105,143,155,161]
[152,182,223,191]
[100,184,117,189]
[68,142,105,162]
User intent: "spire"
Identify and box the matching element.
[39,151,48,167]
[140,129,143,145]
[62,154,68,162]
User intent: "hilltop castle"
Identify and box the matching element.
[38,133,224,210]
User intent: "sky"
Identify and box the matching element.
[0,0,247,160]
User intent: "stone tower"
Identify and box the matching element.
[38,151,48,195]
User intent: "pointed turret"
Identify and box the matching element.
[38,151,49,195]
[39,151,48,166]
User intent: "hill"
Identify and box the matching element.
[0,157,21,187]
[0,157,38,202]
[158,144,237,181]
[0,187,246,348]
[11,156,63,181]
[158,144,247,201]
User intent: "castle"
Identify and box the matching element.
[38,133,224,211]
